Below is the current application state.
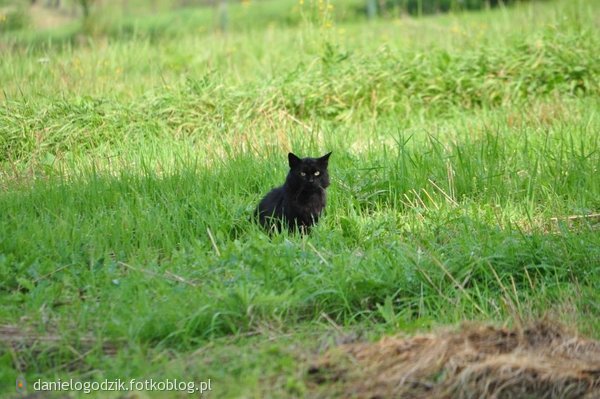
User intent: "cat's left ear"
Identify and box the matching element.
[318,152,332,166]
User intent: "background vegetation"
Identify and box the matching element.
[1,0,599,397]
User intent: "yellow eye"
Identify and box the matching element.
[314,171,320,176]
[300,172,306,176]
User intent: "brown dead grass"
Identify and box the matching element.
[28,4,74,31]
[308,320,600,399]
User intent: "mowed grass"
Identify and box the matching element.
[1,0,599,397]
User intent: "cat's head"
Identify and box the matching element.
[287,152,331,190]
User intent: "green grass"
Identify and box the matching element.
[1,0,599,397]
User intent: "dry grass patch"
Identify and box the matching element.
[309,320,600,399]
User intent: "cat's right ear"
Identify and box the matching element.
[288,153,301,168]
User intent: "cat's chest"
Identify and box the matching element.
[289,191,326,215]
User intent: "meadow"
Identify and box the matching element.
[1,0,599,397]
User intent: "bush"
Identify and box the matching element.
[381,0,530,16]
[0,6,30,32]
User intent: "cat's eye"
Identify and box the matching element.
[314,171,320,176]
[300,172,306,176]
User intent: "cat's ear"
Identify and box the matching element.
[318,152,332,166]
[288,152,302,168]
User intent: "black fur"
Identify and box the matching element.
[256,152,332,233]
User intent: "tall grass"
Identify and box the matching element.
[0,0,599,397]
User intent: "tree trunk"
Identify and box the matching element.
[79,0,90,18]
[366,0,377,19]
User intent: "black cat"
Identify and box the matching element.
[256,152,332,233]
